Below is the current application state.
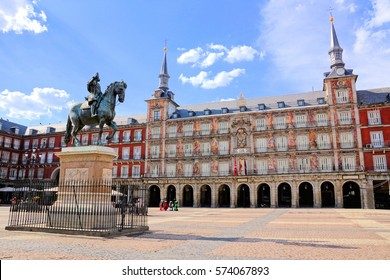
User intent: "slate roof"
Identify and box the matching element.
[0,118,27,135]
[357,87,390,105]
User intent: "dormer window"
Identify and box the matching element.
[258,103,266,110]
[317,97,325,104]
[222,107,229,114]
[46,127,56,133]
[239,106,247,112]
[29,129,38,135]
[204,109,211,115]
[277,101,285,108]
[297,99,305,106]
[188,111,195,117]
[10,127,20,134]
[172,112,180,119]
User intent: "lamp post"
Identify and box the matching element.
[23,148,41,186]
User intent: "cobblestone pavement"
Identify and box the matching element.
[0,206,390,260]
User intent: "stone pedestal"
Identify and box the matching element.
[49,146,118,230]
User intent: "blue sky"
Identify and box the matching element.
[1,0,390,126]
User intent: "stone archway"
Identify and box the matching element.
[342,181,361,208]
[299,182,314,207]
[148,185,161,207]
[182,185,194,207]
[257,183,271,207]
[237,184,250,207]
[218,184,230,208]
[278,183,291,207]
[200,185,212,207]
[167,185,176,203]
[321,181,335,207]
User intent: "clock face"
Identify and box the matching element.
[336,68,345,76]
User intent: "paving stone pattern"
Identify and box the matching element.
[0,207,389,260]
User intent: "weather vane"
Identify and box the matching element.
[328,6,334,21]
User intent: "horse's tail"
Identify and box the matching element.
[64,116,72,145]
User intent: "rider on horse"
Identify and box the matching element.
[87,72,102,117]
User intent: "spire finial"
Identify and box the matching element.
[328,6,334,22]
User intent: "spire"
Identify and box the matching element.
[158,47,170,91]
[328,16,345,69]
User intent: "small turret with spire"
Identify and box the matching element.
[154,47,174,100]
[324,13,354,78]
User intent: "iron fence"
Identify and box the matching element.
[5,179,148,236]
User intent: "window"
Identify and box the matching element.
[134,130,142,141]
[112,131,119,143]
[277,101,285,108]
[121,166,128,178]
[153,110,161,121]
[24,139,30,150]
[37,168,44,179]
[339,132,354,148]
[132,165,140,178]
[4,137,11,148]
[368,110,381,125]
[255,118,266,131]
[297,99,305,106]
[183,124,194,136]
[275,135,288,151]
[317,133,331,149]
[122,147,130,160]
[200,142,211,155]
[255,138,267,152]
[112,166,117,178]
[200,123,211,135]
[167,126,177,137]
[276,158,289,173]
[101,132,108,144]
[295,114,307,128]
[317,97,325,104]
[133,146,141,159]
[218,121,229,134]
[0,168,7,179]
[338,110,352,125]
[18,169,25,179]
[184,143,193,156]
[49,137,55,148]
[167,144,176,157]
[297,157,311,173]
[240,106,247,112]
[296,134,309,150]
[81,134,88,146]
[204,109,211,115]
[123,131,130,142]
[317,113,328,126]
[184,163,193,177]
[150,145,160,158]
[0,136,3,147]
[112,148,118,160]
[274,116,286,129]
[151,164,159,177]
[11,153,18,164]
[47,152,53,164]
[13,139,21,150]
[201,162,210,176]
[336,90,349,103]
[218,140,229,155]
[258,103,266,110]
[91,134,98,145]
[373,155,387,171]
[1,151,10,163]
[151,127,160,139]
[319,156,333,172]
[370,131,384,148]
[222,107,229,114]
[166,164,176,177]
[9,169,17,179]
[188,111,195,117]
[40,152,46,164]
[342,155,356,171]
[256,159,268,174]
[218,162,229,176]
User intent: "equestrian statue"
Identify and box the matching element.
[64,72,127,146]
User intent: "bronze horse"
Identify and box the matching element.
[64,81,127,146]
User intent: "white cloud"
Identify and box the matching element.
[225,45,263,63]
[200,52,225,68]
[0,88,70,120]
[177,47,203,64]
[0,0,47,34]
[179,69,245,89]
[368,0,390,28]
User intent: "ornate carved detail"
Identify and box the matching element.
[231,118,251,128]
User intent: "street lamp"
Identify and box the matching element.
[23,148,41,184]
